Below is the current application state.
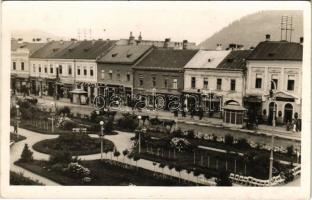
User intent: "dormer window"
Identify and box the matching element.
[112,53,118,57]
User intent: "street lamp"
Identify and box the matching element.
[15,105,20,139]
[137,115,142,153]
[100,121,104,161]
[268,134,275,186]
[51,102,55,133]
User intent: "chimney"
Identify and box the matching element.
[300,37,303,44]
[182,40,188,50]
[138,32,142,42]
[164,38,171,48]
[265,34,271,41]
[216,43,222,51]
[128,31,135,45]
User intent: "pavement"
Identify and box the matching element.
[30,96,301,142]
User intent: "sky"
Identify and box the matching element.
[2,1,307,44]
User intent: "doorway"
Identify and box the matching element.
[284,103,293,123]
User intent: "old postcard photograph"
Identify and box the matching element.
[0,1,311,199]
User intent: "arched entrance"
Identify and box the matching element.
[284,103,293,123]
[268,102,277,126]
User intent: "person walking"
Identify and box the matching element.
[13,121,18,134]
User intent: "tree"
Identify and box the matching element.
[286,145,294,156]
[215,169,232,186]
[113,150,120,161]
[133,154,140,170]
[20,144,33,162]
[159,162,166,178]
[104,119,114,133]
[122,149,129,163]
[224,134,234,146]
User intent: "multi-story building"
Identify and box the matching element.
[29,40,116,104]
[133,48,198,110]
[116,32,196,50]
[11,39,46,95]
[96,45,153,105]
[245,35,303,125]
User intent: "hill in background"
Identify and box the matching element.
[198,10,303,50]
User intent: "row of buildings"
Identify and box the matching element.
[11,33,303,128]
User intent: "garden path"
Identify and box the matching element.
[10,126,60,185]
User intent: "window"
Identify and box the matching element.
[90,68,94,76]
[230,79,236,91]
[217,78,222,90]
[50,66,53,74]
[13,62,16,70]
[191,77,196,89]
[44,66,47,73]
[109,70,112,80]
[139,74,143,86]
[255,74,262,88]
[287,75,295,91]
[152,76,156,87]
[59,65,62,74]
[164,79,168,88]
[117,73,121,80]
[83,67,87,76]
[33,65,36,73]
[39,65,41,73]
[77,67,81,75]
[101,70,105,79]
[21,62,24,70]
[68,65,72,75]
[271,75,278,90]
[203,78,208,89]
[126,73,130,81]
[173,79,178,89]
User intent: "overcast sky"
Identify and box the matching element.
[2,1,306,44]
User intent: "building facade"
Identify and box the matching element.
[96,45,153,105]
[245,35,303,125]
[133,48,198,110]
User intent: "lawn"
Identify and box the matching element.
[133,139,293,180]
[15,159,196,186]
[10,171,43,185]
[10,132,26,143]
[33,133,114,156]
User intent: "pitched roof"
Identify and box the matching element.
[97,45,153,64]
[50,40,116,60]
[217,50,252,70]
[184,50,230,69]
[11,40,46,55]
[247,41,303,61]
[30,41,74,59]
[135,48,198,70]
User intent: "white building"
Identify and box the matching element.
[245,35,303,126]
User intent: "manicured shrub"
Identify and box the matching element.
[104,119,114,133]
[49,151,73,164]
[224,134,234,145]
[62,120,78,131]
[20,144,33,162]
[65,162,91,178]
[117,113,139,131]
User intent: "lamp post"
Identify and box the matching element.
[269,134,275,186]
[137,115,142,153]
[15,105,20,139]
[51,102,55,133]
[100,121,104,161]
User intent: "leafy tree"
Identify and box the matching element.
[133,154,140,169]
[117,113,139,131]
[224,134,234,146]
[122,149,129,162]
[20,144,33,162]
[286,145,294,156]
[104,119,114,133]
[113,150,120,161]
[215,169,232,186]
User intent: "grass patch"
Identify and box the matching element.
[10,171,43,185]
[10,132,26,143]
[33,133,114,156]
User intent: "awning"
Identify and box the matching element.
[69,88,87,94]
[223,104,247,111]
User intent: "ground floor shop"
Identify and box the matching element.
[11,75,30,95]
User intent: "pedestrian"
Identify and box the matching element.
[286,120,290,131]
[13,121,18,134]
